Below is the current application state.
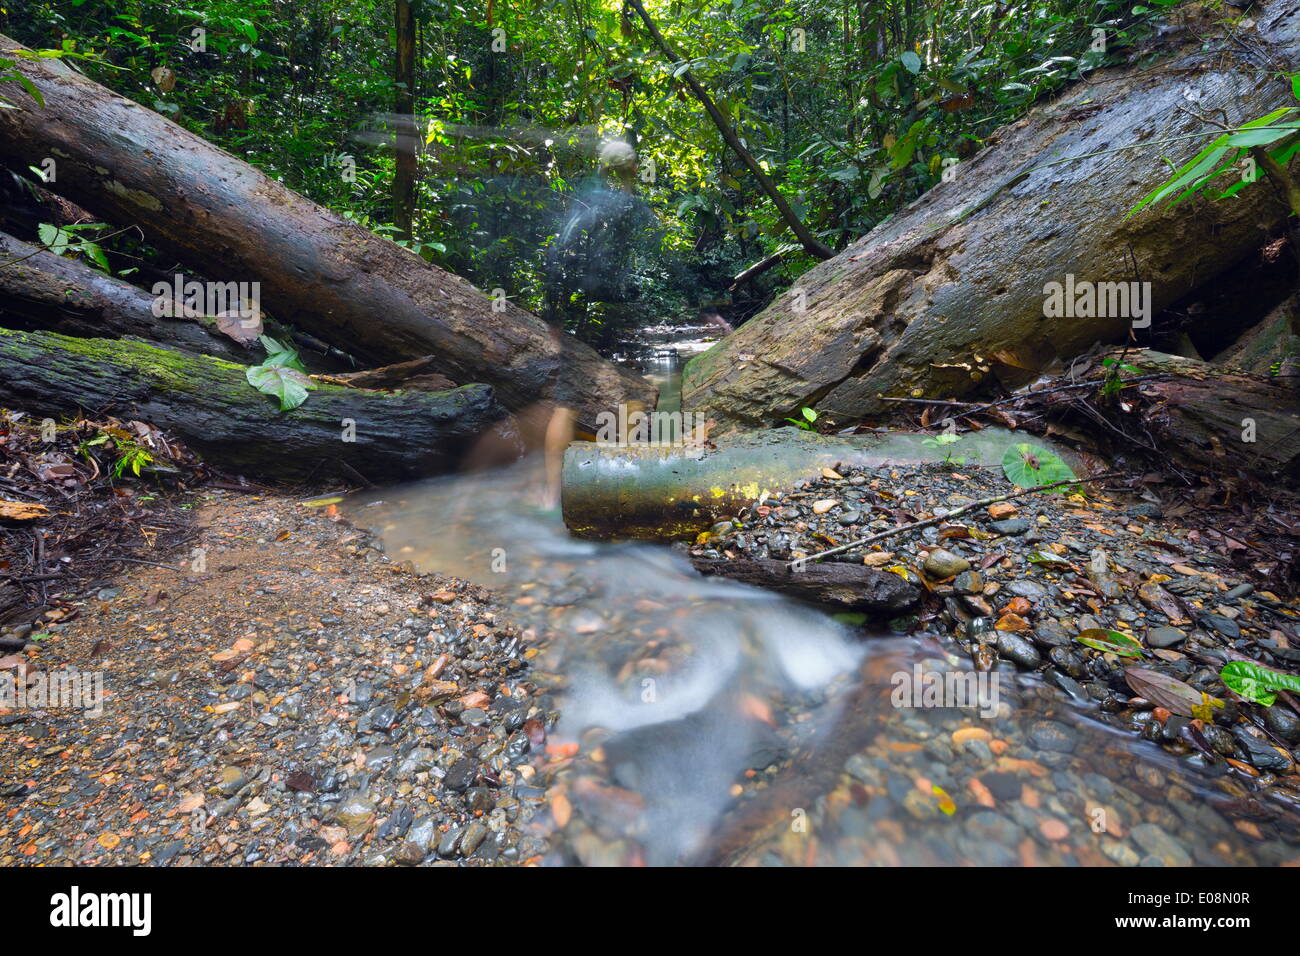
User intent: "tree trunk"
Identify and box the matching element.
[625,0,833,260]
[393,0,417,240]
[0,328,502,482]
[682,2,1300,432]
[0,229,253,363]
[0,35,655,432]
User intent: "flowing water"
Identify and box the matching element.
[350,456,1300,867]
[617,322,721,415]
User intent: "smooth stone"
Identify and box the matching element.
[1028,720,1077,754]
[1129,823,1192,867]
[1146,626,1186,649]
[990,519,1030,536]
[996,632,1042,669]
[923,548,970,579]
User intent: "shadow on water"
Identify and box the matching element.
[349,457,1300,866]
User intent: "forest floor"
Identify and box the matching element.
[0,492,549,865]
[4,440,1300,866]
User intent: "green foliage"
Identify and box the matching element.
[4,0,1180,341]
[111,441,154,478]
[923,430,964,464]
[784,405,817,430]
[1000,442,1077,490]
[246,335,315,410]
[38,222,111,272]
[1220,660,1300,707]
[1099,355,1140,396]
[1128,74,1300,218]
[79,431,155,479]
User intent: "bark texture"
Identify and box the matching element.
[0,328,502,482]
[0,35,654,431]
[682,2,1300,431]
[1128,350,1300,478]
[688,555,919,612]
[0,229,253,363]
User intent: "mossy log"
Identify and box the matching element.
[683,2,1300,431]
[0,328,502,482]
[0,35,654,431]
[0,229,252,363]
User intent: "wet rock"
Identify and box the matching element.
[1232,727,1291,772]
[990,519,1030,536]
[443,757,477,792]
[996,632,1041,670]
[218,766,247,798]
[1264,705,1300,743]
[1145,626,1186,649]
[1006,580,1048,600]
[459,821,488,857]
[953,571,984,595]
[437,826,462,857]
[1129,823,1192,867]
[335,794,376,833]
[1028,720,1077,754]
[1199,613,1240,640]
[923,549,970,580]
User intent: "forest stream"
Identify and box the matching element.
[352,457,1299,867]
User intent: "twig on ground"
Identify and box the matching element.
[788,470,1131,569]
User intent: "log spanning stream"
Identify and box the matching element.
[350,454,1294,867]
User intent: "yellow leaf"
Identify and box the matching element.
[932,785,957,815]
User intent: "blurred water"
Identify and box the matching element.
[349,457,1300,866]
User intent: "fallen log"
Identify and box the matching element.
[0,328,501,482]
[682,1,1300,431]
[1126,350,1300,479]
[0,229,253,363]
[688,555,919,612]
[560,426,1079,539]
[314,355,457,392]
[0,36,655,431]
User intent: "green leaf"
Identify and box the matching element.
[1224,124,1300,148]
[246,363,316,411]
[1220,660,1300,707]
[1127,139,1229,219]
[1000,443,1077,490]
[81,240,110,273]
[258,335,307,372]
[900,51,921,75]
[1077,628,1145,659]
